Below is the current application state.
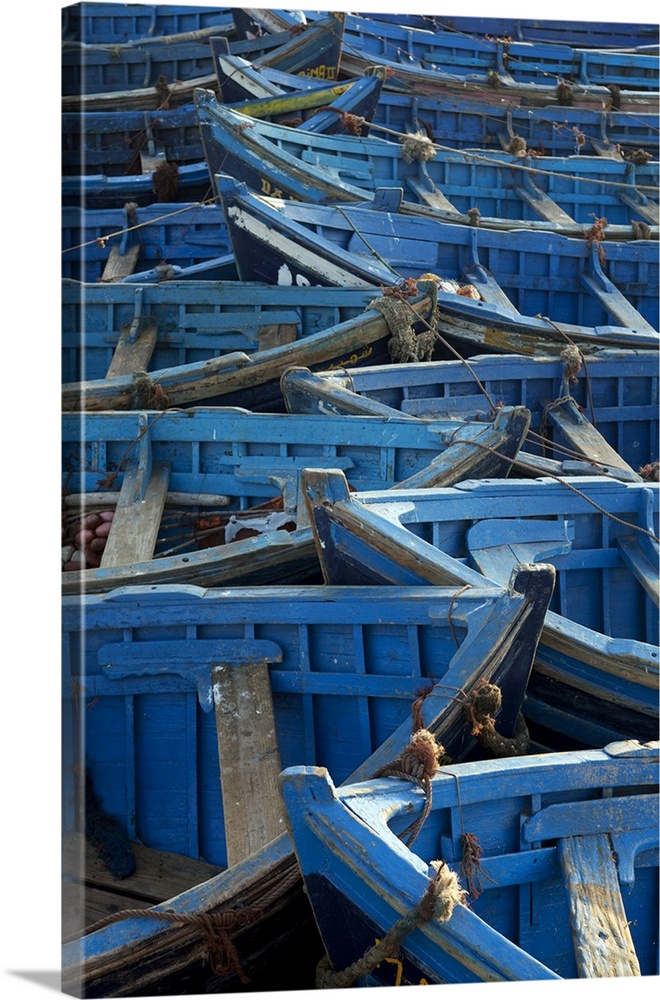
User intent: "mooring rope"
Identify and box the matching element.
[315,860,466,988]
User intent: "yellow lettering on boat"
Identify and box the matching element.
[301,66,336,80]
[326,345,373,370]
[260,178,285,199]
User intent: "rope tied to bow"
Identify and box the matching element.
[368,294,438,362]
[373,728,446,847]
[463,681,530,757]
[131,371,170,409]
[315,860,466,989]
[400,130,437,163]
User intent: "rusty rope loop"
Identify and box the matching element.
[64,858,302,983]
[464,681,530,757]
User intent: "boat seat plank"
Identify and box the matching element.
[617,536,660,606]
[299,148,374,183]
[467,517,573,583]
[62,833,223,939]
[461,263,518,313]
[559,833,641,978]
[213,658,285,868]
[100,462,171,567]
[545,397,642,480]
[514,181,576,225]
[100,243,142,283]
[588,138,625,160]
[580,271,655,333]
[405,177,461,215]
[616,189,660,226]
[105,321,158,378]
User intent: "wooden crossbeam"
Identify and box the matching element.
[559,833,641,977]
[213,658,284,867]
[106,321,158,378]
[100,462,171,567]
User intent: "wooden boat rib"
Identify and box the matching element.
[301,469,660,747]
[196,93,659,238]
[60,404,530,594]
[62,567,554,995]
[279,350,660,482]
[216,175,660,355]
[280,739,659,984]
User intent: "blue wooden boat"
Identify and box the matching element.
[359,11,660,49]
[196,95,659,238]
[63,3,235,44]
[340,12,660,94]
[217,175,660,354]
[232,7,660,52]
[61,201,235,283]
[61,281,446,411]
[280,739,659,985]
[61,11,345,103]
[60,403,530,594]
[301,470,660,747]
[61,568,553,994]
[197,58,660,158]
[61,73,386,208]
[280,350,660,482]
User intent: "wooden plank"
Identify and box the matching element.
[100,462,171,567]
[64,491,230,508]
[580,271,655,333]
[545,397,642,480]
[558,833,641,977]
[213,657,284,867]
[63,833,223,901]
[616,189,659,226]
[404,176,461,215]
[62,833,224,939]
[617,536,660,606]
[515,179,576,224]
[100,243,142,283]
[106,321,158,379]
[467,517,573,584]
[462,262,517,313]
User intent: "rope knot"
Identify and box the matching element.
[464,682,530,757]
[131,371,170,409]
[400,131,436,163]
[374,728,445,784]
[368,294,438,363]
[560,344,582,383]
[465,682,501,734]
[426,860,469,921]
[339,111,366,135]
[397,729,445,782]
[505,135,527,157]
